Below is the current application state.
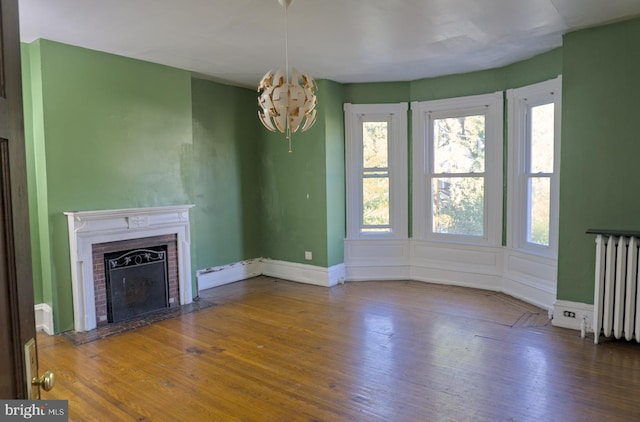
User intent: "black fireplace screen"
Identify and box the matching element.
[105,245,169,323]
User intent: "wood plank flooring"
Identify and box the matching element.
[37,277,640,421]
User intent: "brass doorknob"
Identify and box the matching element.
[32,370,55,392]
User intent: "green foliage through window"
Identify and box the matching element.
[431,115,485,237]
[362,121,390,230]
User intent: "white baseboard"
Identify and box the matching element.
[327,263,347,287]
[262,259,345,287]
[197,258,346,290]
[197,259,262,290]
[552,300,593,334]
[34,303,54,335]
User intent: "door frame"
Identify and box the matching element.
[0,0,39,399]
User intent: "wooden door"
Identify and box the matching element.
[0,0,39,399]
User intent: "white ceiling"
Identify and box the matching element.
[17,0,640,88]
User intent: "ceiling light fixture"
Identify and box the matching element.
[257,0,317,152]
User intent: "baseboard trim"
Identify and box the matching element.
[197,259,262,290]
[197,258,346,290]
[552,300,593,335]
[327,263,347,287]
[262,259,345,287]
[34,303,54,335]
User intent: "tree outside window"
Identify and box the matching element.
[362,121,390,231]
[432,115,486,237]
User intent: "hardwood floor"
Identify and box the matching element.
[37,276,640,421]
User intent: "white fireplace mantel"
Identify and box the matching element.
[64,205,195,332]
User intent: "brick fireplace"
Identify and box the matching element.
[93,234,178,326]
[65,205,194,332]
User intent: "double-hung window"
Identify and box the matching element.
[412,92,503,245]
[507,77,561,256]
[344,103,408,239]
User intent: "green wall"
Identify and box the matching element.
[253,79,345,269]
[23,39,338,332]
[191,79,262,269]
[557,18,640,303]
[259,93,330,266]
[320,80,346,267]
[343,82,410,104]
[26,40,194,332]
[22,40,265,332]
[21,44,43,305]
[342,48,562,103]
[191,79,344,270]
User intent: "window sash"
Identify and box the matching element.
[525,175,551,246]
[430,175,485,237]
[362,173,390,229]
[428,109,491,239]
[432,114,486,174]
[412,92,503,245]
[507,77,561,256]
[345,103,408,239]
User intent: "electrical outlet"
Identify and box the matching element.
[563,310,576,318]
[304,251,312,260]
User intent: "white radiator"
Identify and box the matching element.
[592,233,640,344]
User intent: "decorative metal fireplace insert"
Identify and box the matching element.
[105,246,169,323]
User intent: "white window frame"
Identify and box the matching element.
[507,77,562,257]
[344,103,408,240]
[412,92,503,245]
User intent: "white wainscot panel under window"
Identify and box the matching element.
[410,240,504,291]
[503,250,557,309]
[343,240,558,311]
[344,239,411,280]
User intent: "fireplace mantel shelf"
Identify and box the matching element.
[65,205,195,332]
[64,205,195,220]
